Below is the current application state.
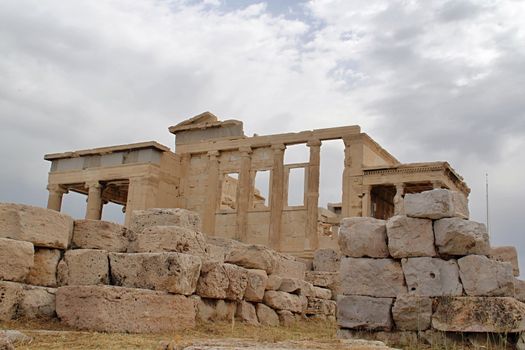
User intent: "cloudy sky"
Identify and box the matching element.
[1,0,524,272]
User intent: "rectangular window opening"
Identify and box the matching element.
[287,167,305,207]
[220,173,239,211]
[252,170,270,209]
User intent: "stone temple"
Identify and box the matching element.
[44,112,469,259]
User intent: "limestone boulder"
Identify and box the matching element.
[272,254,306,280]
[0,330,31,347]
[490,246,520,276]
[235,301,259,326]
[225,244,277,273]
[205,236,246,263]
[18,285,56,319]
[434,218,490,256]
[128,225,209,257]
[223,263,249,301]
[0,281,23,321]
[432,297,525,332]
[386,215,435,258]
[56,285,196,333]
[305,297,336,316]
[109,252,202,295]
[277,310,296,326]
[392,295,432,331]
[337,295,394,331]
[72,220,128,252]
[515,279,525,303]
[265,274,282,291]
[57,249,109,286]
[340,258,406,297]
[339,217,389,258]
[401,257,463,296]
[256,303,279,326]
[194,297,236,322]
[313,286,332,300]
[244,269,267,302]
[196,262,248,300]
[263,291,307,313]
[458,255,514,296]
[0,238,34,282]
[129,208,201,234]
[404,189,469,220]
[26,248,61,287]
[305,271,339,288]
[313,248,340,272]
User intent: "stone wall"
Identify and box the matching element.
[336,189,525,342]
[0,203,335,333]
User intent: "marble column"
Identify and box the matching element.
[203,150,220,235]
[46,184,68,212]
[85,181,103,220]
[394,183,405,215]
[236,147,252,242]
[305,139,321,251]
[361,185,372,217]
[269,143,286,251]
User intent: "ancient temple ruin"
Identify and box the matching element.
[44,112,469,258]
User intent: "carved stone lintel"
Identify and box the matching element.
[307,139,322,147]
[47,184,68,194]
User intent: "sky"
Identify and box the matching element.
[1,0,524,273]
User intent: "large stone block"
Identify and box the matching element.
[193,296,236,322]
[129,208,201,234]
[0,203,73,249]
[57,249,109,286]
[225,244,277,274]
[56,285,196,333]
[432,297,525,332]
[313,248,340,272]
[386,215,436,258]
[244,269,267,302]
[392,295,432,331]
[279,278,314,296]
[0,237,34,282]
[305,271,339,288]
[337,295,394,331]
[338,217,389,258]
[401,257,463,296]
[404,189,469,220]
[72,220,128,252]
[490,246,520,277]
[515,279,525,303]
[265,274,282,291]
[109,252,202,295]
[340,257,406,297]
[305,297,336,316]
[205,236,246,263]
[195,262,248,301]
[26,248,61,287]
[18,285,56,319]
[263,291,307,313]
[434,218,490,256]
[128,225,209,257]
[223,263,249,301]
[0,281,23,321]
[235,301,259,326]
[313,286,332,300]
[272,254,306,280]
[458,255,514,296]
[256,303,279,326]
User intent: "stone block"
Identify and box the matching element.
[434,218,490,256]
[313,286,332,300]
[313,248,340,272]
[194,297,236,322]
[56,285,196,333]
[129,208,201,234]
[18,285,56,319]
[515,279,525,303]
[490,246,520,276]
[26,248,61,287]
[57,249,109,286]
[338,217,389,258]
[392,295,432,331]
[277,310,296,326]
[256,303,279,326]
[401,257,463,296]
[432,297,525,332]
[109,252,202,295]
[205,236,246,263]
[223,263,249,301]
[0,203,73,249]
[196,262,247,301]
[0,281,23,321]
[305,297,336,316]
[304,271,339,288]
[225,244,277,273]
[263,291,307,313]
[337,295,394,331]
[72,220,128,252]
[340,257,406,297]
[235,301,259,325]
[0,237,34,282]
[244,269,267,302]
[386,215,435,258]
[458,255,514,296]
[272,254,306,280]
[265,274,282,291]
[404,189,469,220]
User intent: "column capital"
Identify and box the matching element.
[47,184,68,194]
[306,139,322,147]
[238,146,252,155]
[395,183,405,190]
[271,143,286,152]
[432,180,444,189]
[207,150,220,159]
[85,181,102,190]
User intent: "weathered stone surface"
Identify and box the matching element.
[386,215,435,258]
[0,237,34,282]
[404,189,469,220]
[401,257,463,296]
[490,246,520,277]
[337,329,418,349]
[224,263,249,301]
[337,295,394,331]
[128,225,209,257]
[129,208,202,234]
[305,297,336,316]
[432,297,525,332]
[0,281,23,321]
[245,269,267,302]
[194,297,236,322]
[313,286,332,300]
[26,248,61,287]
[263,291,307,313]
[277,310,296,326]
[196,262,248,300]
[392,295,432,331]
[272,254,306,280]
[236,301,259,326]
[434,218,490,256]
[205,236,246,263]
[18,285,56,319]
[0,334,14,350]
[305,271,339,288]
[458,255,514,296]
[56,285,196,333]
[225,244,277,274]
[256,303,279,326]
[265,274,282,291]
[338,217,389,258]
[0,204,73,249]
[313,248,340,272]
[0,330,31,346]
[278,278,315,297]
[109,252,202,295]
[515,279,525,303]
[72,220,128,252]
[340,258,406,297]
[57,249,109,286]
